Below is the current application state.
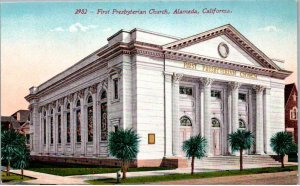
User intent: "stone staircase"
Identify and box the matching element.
[189,155,282,169]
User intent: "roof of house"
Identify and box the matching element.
[11,110,30,123]
[1,116,11,123]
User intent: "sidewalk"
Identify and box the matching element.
[8,162,298,185]
[9,169,87,185]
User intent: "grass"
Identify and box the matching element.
[27,161,175,176]
[1,172,33,183]
[87,166,298,185]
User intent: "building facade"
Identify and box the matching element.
[26,24,292,167]
[285,83,298,144]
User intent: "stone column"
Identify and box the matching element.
[92,92,97,156]
[30,101,40,155]
[229,82,241,132]
[200,77,214,156]
[172,73,183,156]
[254,85,264,154]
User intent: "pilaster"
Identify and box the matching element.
[172,73,183,156]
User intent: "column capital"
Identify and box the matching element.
[253,85,265,93]
[228,82,241,90]
[173,73,183,83]
[200,77,214,87]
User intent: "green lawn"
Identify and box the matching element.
[1,172,33,183]
[87,166,298,185]
[27,161,175,176]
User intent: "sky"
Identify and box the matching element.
[1,0,297,115]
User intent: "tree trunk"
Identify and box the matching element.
[122,161,127,180]
[240,148,243,171]
[281,155,285,168]
[21,169,24,179]
[191,156,195,175]
[6,161,10,176]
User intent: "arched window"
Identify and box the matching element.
[239,119,246,128]
[75,100,81,143]
[57,106,62,144]
[43,109,46,145]
[76,100,81,107]
[212,118,220,127]
[290,106,298,120]
[101,91,107,99]
[50,109,54,144]
[66,102,71,143]
[100,91,108,141]
[87,95,93,142]
[180,116,192,126]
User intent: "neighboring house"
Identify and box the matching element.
[1,110,30,146]
[285,83,298,144]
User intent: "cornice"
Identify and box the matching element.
[25,38,292,102]
[163,24,280,70]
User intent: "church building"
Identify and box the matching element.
[25,24,292,167]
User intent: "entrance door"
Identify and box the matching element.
[180,127,192,156]
[212,128,221,156]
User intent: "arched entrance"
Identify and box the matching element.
[179,116,192,155]
[211,117,221,156]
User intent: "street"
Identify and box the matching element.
[153,171,298,185]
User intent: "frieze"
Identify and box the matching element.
[136,49,164,59]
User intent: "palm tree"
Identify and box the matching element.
[228,130,254,171]
[270,131,297,168]
[182,134,207,174]
[108,128,140,179]
[12,147,30,179]
[1,130,26,176]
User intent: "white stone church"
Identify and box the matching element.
[26,24,292,167]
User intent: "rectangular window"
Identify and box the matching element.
[67,112,71,143]
[43,119,46,145]
[50,117,53,144]
[211,90,221,99]
[180,86,193,96]
[101,102,108,141]
[87,106,93,142]
[239,93,246,101]
[58,115,61,144]
[113,78,119,100]
[76,110,81,142]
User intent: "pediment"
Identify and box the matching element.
[163,24,280,70]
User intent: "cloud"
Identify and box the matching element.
[102,27,112,32]
[50,27,65,32]
[257,25,280,32]
[69,23,95,32]
[50,23,98,33]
